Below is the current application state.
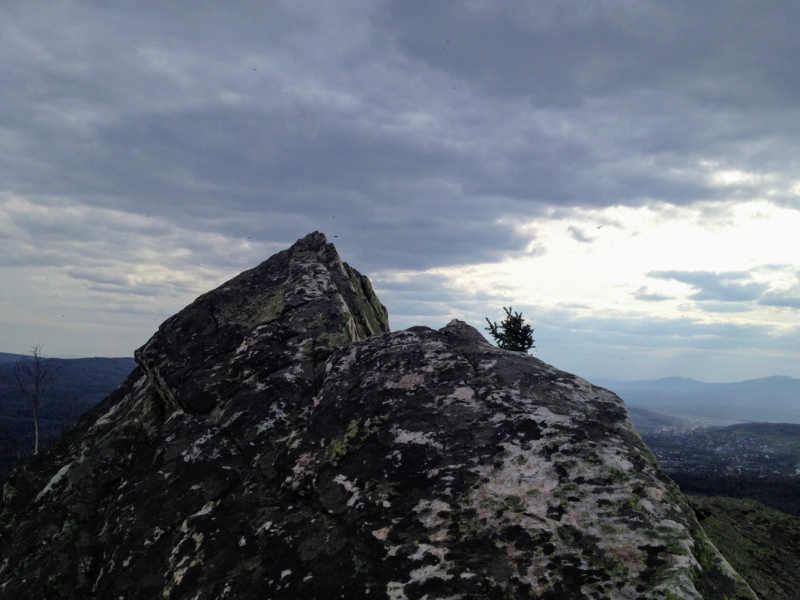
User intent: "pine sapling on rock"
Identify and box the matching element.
[485,307,535,352]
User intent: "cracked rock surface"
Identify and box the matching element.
[0,233,756,599]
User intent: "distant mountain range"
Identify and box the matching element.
[590,375,800,425]
[0,352,26,363]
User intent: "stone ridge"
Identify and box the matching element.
[0,234,755,599]
[135,230,390,415]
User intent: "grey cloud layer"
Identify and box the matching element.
[647,268,800,310]
[633,287,672,302]
[648,271,767,302]
[2,1,800,375]
[2,1,800,273]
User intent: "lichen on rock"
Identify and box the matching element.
[0,233,756,599]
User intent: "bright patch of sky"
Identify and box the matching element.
[379,200,800,381]
[446,200,800,322]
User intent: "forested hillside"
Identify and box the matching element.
[689,495,800,599]
[0,355,135,480]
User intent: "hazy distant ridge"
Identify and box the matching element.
[0,352,25,363]
[591,375,800,424]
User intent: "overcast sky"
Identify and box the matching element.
[1,1,799,382]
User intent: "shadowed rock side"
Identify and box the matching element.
[0,234,755,599]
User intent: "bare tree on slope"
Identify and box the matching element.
[2,344,63,455]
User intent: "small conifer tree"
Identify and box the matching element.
[485,307,535,352]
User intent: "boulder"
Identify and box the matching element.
[0,233,755,599]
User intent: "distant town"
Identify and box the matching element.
[641,423,800,479]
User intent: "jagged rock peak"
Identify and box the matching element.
[0,234,756,599]
[135,230,389,414]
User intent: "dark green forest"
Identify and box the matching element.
[674,472,800,517]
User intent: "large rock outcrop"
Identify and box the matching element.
[0,233,756,599]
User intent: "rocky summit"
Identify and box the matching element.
[0,233,757,599]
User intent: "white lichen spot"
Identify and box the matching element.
[134,374,148,390]
[645,487,664,502]
[393,428,443,450]
[639,498,655,513]
[372,527,390,540]
[409,562,453,583]
[291,452,316,483]
[449,386,477,407]
[409,544,448,562]
[35,462,72,502]
[387,581,407,599]
[222,411,246,428]
[193,502,214,517]
[333,474,361,506]
[256,403,287,434]
[191,532,203,551]
[598,446,634,472]
[95,403,122,427]
[528,406,572,429]
[333,474,357,491]
[181,430,218,463]
[413,499,451,529]
[257,520,273,534]
[280,569,292,580]
[387,373,424,389]
[144,526,165,547]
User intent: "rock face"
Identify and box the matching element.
[0,233,756,599]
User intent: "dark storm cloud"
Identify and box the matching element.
[379,1,800,202]
[2,0,800,276]
[382,1,800,107]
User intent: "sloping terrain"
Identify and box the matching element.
[0,233,755,599]
[626,406,687,432]
[688,495,800,599]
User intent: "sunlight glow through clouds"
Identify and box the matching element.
[433,200,800,330]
